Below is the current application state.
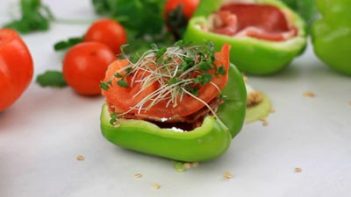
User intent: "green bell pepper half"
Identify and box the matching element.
[312,0,351,75]
[184,0,307,75]
[100,64,246,162]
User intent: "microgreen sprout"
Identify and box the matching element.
[109,42,225,121]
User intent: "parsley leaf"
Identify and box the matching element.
[36,70,67,88]
[3,0,54,34]
[53,37,83,51]
[117,79,129,88]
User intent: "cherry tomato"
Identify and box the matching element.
[0,29,33,112]
[63,42,115,96]
[84,19,127,55]
[165,0,200,19]
[102,44,230,119]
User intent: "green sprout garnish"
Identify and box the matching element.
[108,42,226,122]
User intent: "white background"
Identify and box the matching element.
[1,0,351,196]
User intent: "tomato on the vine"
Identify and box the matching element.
[84,19,127,55]
[63,42,115,96]
[0,29,33,112]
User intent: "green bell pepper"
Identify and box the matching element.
[184,0,307,75]
[100,64,246,162]
[281,0,317,31]
[312,0,351,75]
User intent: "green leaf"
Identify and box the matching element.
[117,79,129,88]
[91,0,168,39]
[198,61,212,71]
[3,0,53,33]
[100,81,111,91]
[216,66,226,75]
[194,73,212,85]
[53,37,83,51]
[36,70,67,88]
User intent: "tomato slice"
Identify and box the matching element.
[103,44,230,120]
[213,4,297,41]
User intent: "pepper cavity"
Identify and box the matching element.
[207,3,297,41]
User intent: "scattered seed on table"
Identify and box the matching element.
[152,183,161,190]
[260,118,269,127]
[294,167,302,173]
[303,91,316,98]
[76,155,85,161]
[223,171,234,180]
[134,173,143,179]
[270,107,276,113]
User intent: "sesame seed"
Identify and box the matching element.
[76,155,85,161]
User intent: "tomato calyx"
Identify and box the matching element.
[102,42,230,123]
[208,3,298,42]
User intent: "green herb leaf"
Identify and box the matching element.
[117,79,129,88]
[36,70,67,88]
[3,0,54,34]
[92,0,166,38]
[216,66,226,75]
[166,5,188,39]
[54,37,83,51]
[168,78,180,85]
[100,81,110,91]
[110,112,118,125]
[198,61,212,71]
[156,47,167,59]
[114,73,123,78]
[194,73,212,85]
[187,86,199,96]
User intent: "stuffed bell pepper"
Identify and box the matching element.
[184,0,307,75]
[100,42,247,162]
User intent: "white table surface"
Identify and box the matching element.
[1,0,351,197]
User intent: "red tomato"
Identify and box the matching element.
[165,0,200,19]
[63,42,115,96]
[0,29,33,112]
[84,19,127,54]
[102,44,230,119]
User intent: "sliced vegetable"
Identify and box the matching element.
[100,43,247,161]
[184,0,307,75]
[312,0,351,75]
[63,42,115,96]
[0,29,33,111]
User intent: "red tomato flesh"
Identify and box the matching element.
[102,45,231,120]
[213,4,297,41]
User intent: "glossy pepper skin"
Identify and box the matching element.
[312,0,351,75]
[100,64,246,162]
[184,0,307,75]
